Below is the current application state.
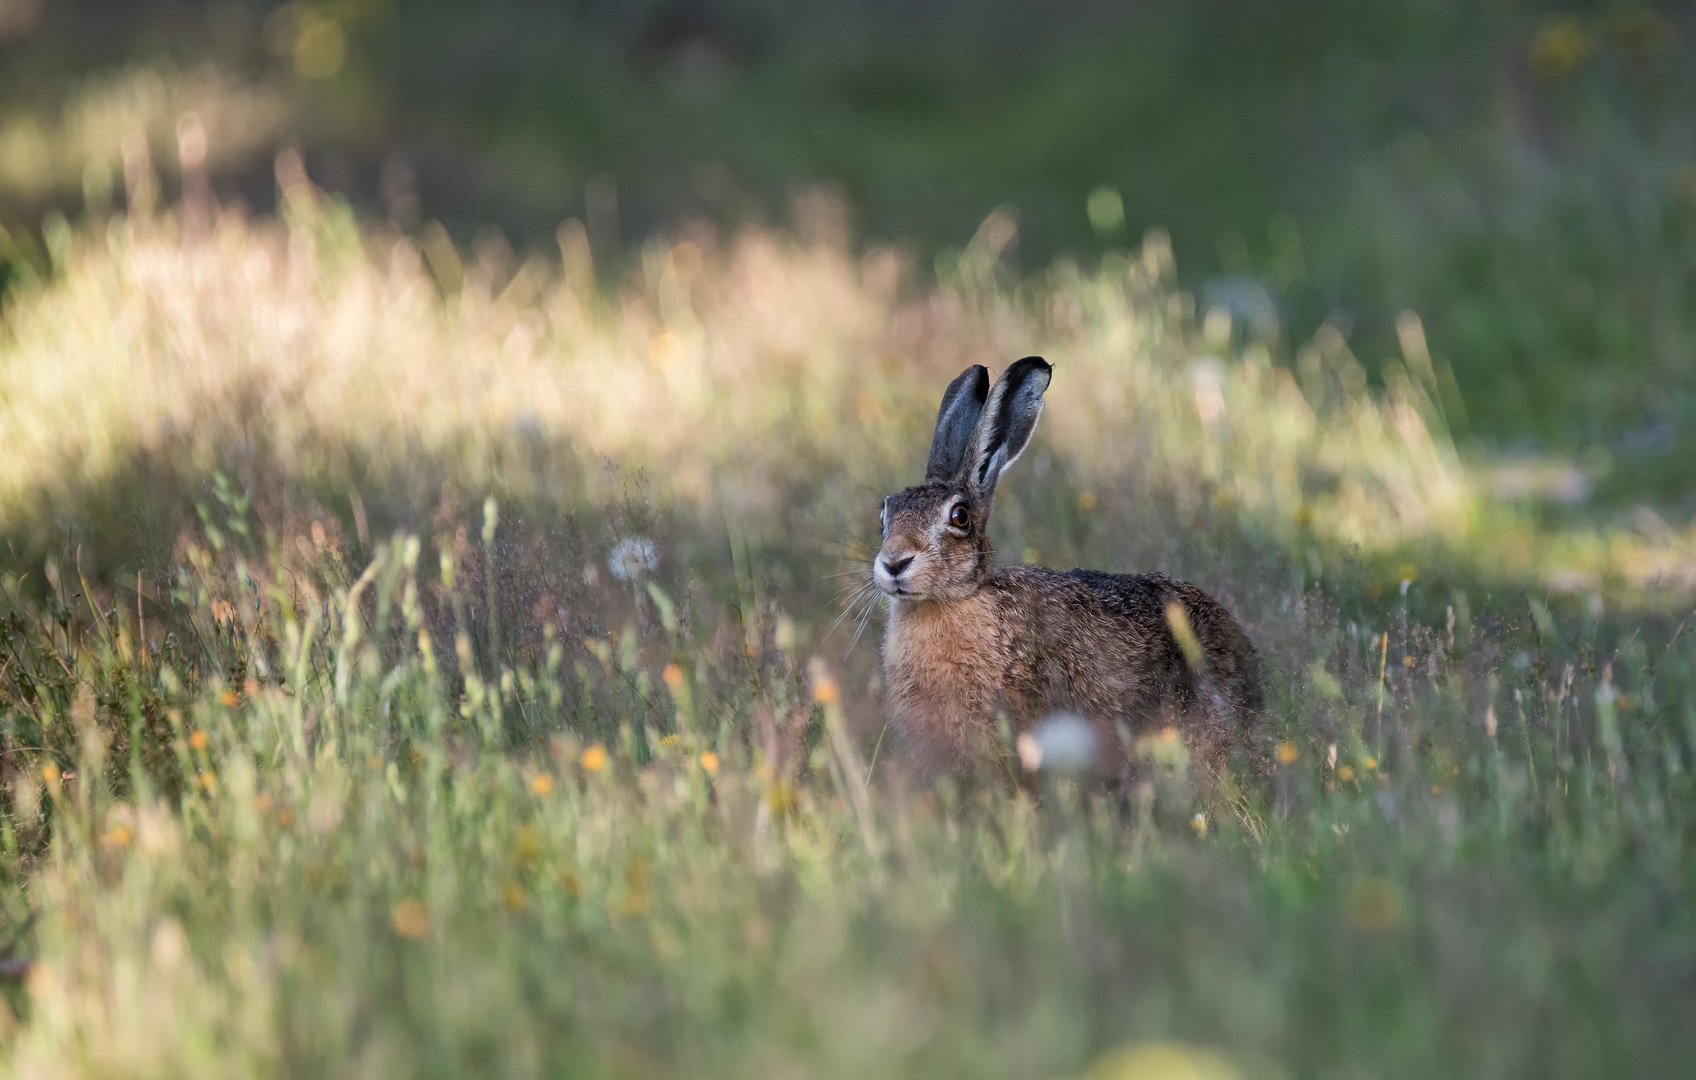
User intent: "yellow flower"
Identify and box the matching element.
[1364,756,1378,770]
[1084,1042,1239,1080]
[1275,741,1299,764]
[391,899,430,939]
[102,824,132,849]
[1190,813,1206,835]
[1532,15,1589,78]
[219,689,240,707]
[699,751,719,777]
[1336,765,1355,782]
[659,734,679,748]
[42,763,60,784]
[503,883,527,912]
[662,663,684,689]
[188,730,209,751]
[811,675,838,705]
[197,772,217,792]
[580,743,608,772]
[1077,491,1096,511]
[529,773,554,796]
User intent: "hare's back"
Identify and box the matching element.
[1005,566,1262,712]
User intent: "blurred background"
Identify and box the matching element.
[2,0,1692,514]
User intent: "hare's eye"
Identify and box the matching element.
[948,504,970,530]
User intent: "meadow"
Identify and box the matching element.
[0,170,1692,1079]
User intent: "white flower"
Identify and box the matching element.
[608,537,659,582]
[1015,711,1098,772]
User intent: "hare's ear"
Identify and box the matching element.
[963,356,1052,499]
[925,365,991,481]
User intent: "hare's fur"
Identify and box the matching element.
[876,359,1263,780]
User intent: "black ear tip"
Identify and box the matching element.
[1006,356,1052,389]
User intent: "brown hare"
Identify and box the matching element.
[875,357,1264,785]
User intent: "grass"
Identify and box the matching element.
[0,192,1694,1077]
[7,1,1696,498]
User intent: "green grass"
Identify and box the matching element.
[0,194,1693,1076]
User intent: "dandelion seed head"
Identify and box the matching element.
[1020,712,1097,772]
[608,537,659,582]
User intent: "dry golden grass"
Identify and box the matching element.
[3,177,1693,597]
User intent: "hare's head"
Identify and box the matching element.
[875,357,1052,601]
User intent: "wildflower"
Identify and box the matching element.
[1077,491,1096,511]
[659,734,679,748]
[1276,741,1299,764]
[188,730,209,751]
[42,763,60,784]
[1018,712,1097,772]
[529,773,554,796]
[102,824,132,849]
[811,671,839,705]
[1085,1042,1239,1080]
[1191,813,1207,835]
[1336,765,1355,782]
[1430,784,1443,796]
[1532,14,1589,77]
[580,743,608,773]
[277,808,296,828]
[391,899,430,939]
[197,772,218,792]
[503,883,527,912]
[662,663,684,689]
[608,537,659,583]
[219,689,239,707]
[1364,756,1378,770]
[699,751,719,777]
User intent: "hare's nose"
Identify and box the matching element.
[880,552,914,577]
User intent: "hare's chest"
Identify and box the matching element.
[881,595,1012,725]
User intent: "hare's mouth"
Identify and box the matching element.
[873,550,922,596]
